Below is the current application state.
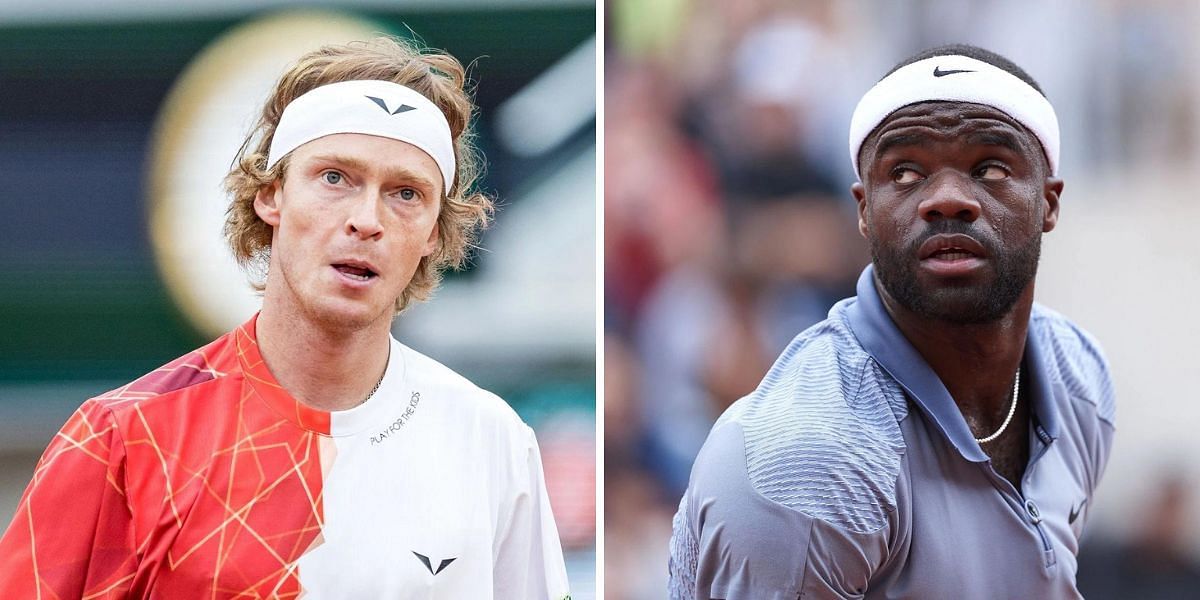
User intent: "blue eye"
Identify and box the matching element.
[399,188,417,201]
[323,171,342,185]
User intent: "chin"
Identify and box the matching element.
[907,283,1017,324]
[304,296,393,332]
[923,295,1004,324]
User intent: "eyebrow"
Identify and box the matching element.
[964,130,1024,154]
[309,153,439,191]
[873,133,929,158]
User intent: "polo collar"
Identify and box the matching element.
[843,264,1060,463]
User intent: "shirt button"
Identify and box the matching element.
[1025,499,1042,524]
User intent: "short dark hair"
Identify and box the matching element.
[884,43,1045,97]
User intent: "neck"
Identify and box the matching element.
[255,295,392,413]
[874,275,1031,418]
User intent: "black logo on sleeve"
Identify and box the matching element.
[1068,498,1088,524]
[933,66,975,77]
[365,95,417,115]
[413,551,457,575]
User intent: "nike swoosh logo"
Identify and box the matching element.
[933,66,975,77]
[1068,498,1088,524]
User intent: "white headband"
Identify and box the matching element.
[848,55,1059,178]
[267,80,456,193]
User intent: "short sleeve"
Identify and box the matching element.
[0,399,138,599]
[668,420,891,600]
[1086,350,1116,497]
[492,425,571,600]
[1034,310,1116,497]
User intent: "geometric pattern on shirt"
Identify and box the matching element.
[738,314,908,535]
[5,323,327,599]
[667,494,699,600]
[1030,307,1116,425]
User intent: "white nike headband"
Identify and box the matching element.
[267,80,456,193]
[848,55,1059,178]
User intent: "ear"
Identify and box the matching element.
[254,181,282,227]
[1042,177,1063,233]
[852,181,870,239]
[422,218,440,257]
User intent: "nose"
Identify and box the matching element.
[917,171,981,223]
[345,190,384,240]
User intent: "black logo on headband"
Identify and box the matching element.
[933,66,975,77]
[365,95,417,115]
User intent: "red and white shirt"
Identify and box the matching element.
[0,314,570,599]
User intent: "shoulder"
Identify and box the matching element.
[397,340,530,437]
[89,330,240,418]
[699,310,908,535]
[41,332,242,482]
[1030,305,1115,425]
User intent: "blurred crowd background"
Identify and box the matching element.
[0,1,595,597]
[605,0,1200,598]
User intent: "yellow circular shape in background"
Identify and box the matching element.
[148,10,386,340]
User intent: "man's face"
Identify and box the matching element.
[255,133,442,330]
[852,102,1061,324]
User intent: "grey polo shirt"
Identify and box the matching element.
[668,265,1116,599]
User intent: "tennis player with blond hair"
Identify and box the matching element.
[0,37,570,599]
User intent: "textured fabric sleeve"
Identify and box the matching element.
[493,425,571,600]
[668,494,700,600]
[0,399,137,599]
[1035,309,1117,497]
[1083,340,1116,497]
[668,420,891,600]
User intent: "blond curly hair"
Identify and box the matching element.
[224,36,493,312]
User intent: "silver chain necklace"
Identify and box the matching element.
[975,368,1020,444]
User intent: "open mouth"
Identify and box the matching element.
[916,233,988,276]
[333,263,377,281]
[928,247,977,261]
[918,233,987,262]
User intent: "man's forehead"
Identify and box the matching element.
[296,133,434,164]
[292,133,442,186]
[863,101,1042,160]
[873,101,1029,140]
